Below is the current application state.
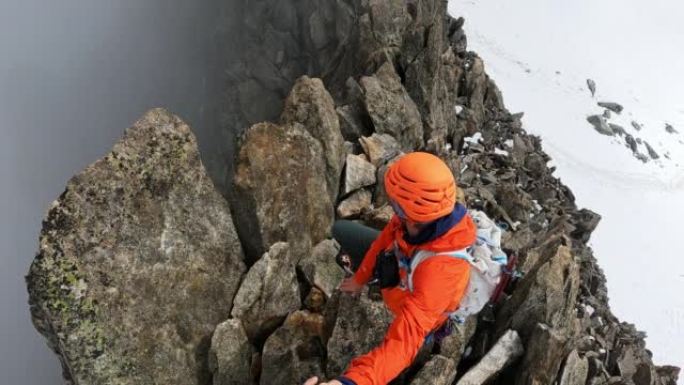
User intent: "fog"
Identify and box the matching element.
[0,1,227,382]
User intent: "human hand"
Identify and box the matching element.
[303,376,343,385]
[339,277,363,295]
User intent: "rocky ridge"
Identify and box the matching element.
[26,1,679,385]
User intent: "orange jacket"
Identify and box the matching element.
[342,213,477,385]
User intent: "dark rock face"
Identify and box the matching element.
[26,109,246,385]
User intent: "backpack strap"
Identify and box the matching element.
[406,248,471,293]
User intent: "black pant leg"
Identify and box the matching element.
[331,220,380,271]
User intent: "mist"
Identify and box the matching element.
[1,1,227,383]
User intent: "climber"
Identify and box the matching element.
[303,152,477,385]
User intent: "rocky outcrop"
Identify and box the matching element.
[587,114,615,136]
[597,101,624,114]
[361,61,424,151]
[281,76,346,205]
[26,109,246,385]
[231,121,333,263]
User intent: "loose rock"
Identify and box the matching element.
[597,101,623,114]
[337,189,373,219]
[231,242,301,343]
[343,154,377,195]
[209,319,254,385]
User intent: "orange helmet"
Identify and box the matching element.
[385,152,457,223]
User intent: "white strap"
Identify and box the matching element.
[407,248,470,292]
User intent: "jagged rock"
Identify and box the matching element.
[570,208,601,242]
[281,76,345,205]
[609,123,626,137]
[587,79,597,97]
[357,0,411,66]
[635,152,649,163]
[326,289,393,377]
[438,315,478,366]
[400,0,461,154]
[497,245,580,340]
[209,319,253,385]
[361,204,395,229]
[466,55,488,126]
[656,366,680,385]
[631,121,643,131]
[625,133,638,153]
[359,133,402,167]
[587,115,615,136]
[559,350,589,385]
[373,154,402,207]
[232,121,333,263]
[644,141,659,159]
[665,123,678,134]
[598,101,623,114]
[337,189,373,219]
[411,355,457,385]
[261,311,326,385]
[456,329,524,385]
[298,240,345,299]
[304,287,327,313]
[361,61,424,150]
[515,323,570,385]
[343,154,377,195]
[603,109,612,119]
[231,242,301,343]
[26,109,247,385]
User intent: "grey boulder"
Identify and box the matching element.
[281,76,345,205]
[26,108,247,385]
[209,319,254,385]
[343,154,377,196]
[361,61,424,151]
[231,242,301,343]
[298,239,345,299]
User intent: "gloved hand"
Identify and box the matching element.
[339,277,363,295]
[303,376,342,385]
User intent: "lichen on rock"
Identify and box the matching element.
[26,108,246,384]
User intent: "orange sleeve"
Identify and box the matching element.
[351,217,399,286]
[343,257,471,385]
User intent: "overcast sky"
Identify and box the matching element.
[0,1,222,383]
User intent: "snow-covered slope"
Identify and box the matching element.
[448,0,684,370]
